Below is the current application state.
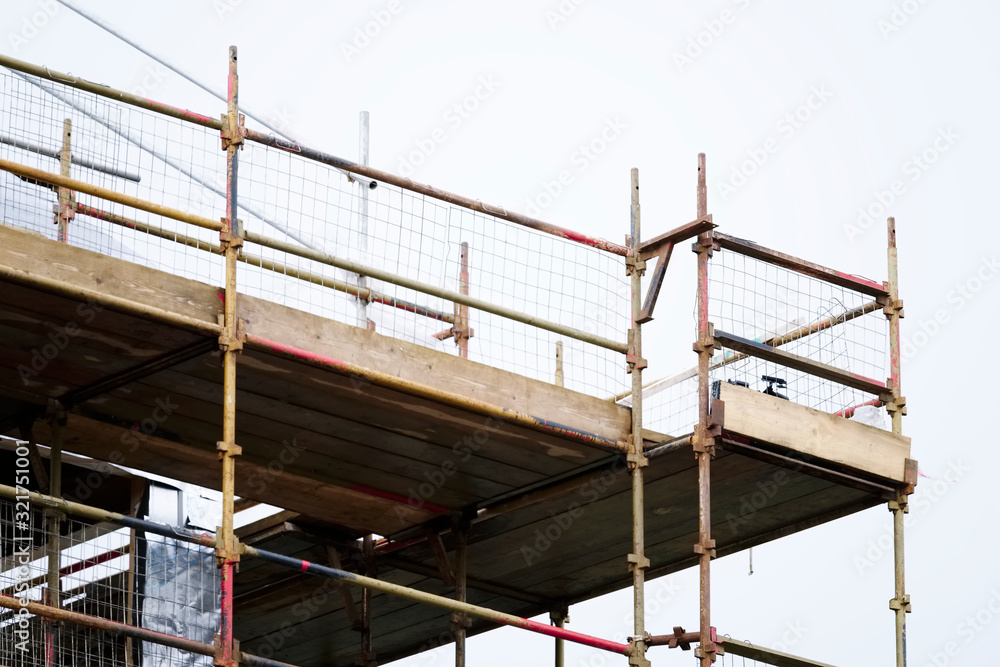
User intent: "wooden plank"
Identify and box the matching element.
[714,330,887,396]
[718,382,910,482]
[714,231,888,298]
[637,216,715,261]
[0,224,222,325]
[239,291,630,445]
[719,636,838,666]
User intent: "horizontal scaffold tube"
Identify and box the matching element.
[0,159,223,232]
[0,53,222,130]
[242,544,632,656]
[0,484,631,656]
[244,334,630,454]
[0,596,297,667]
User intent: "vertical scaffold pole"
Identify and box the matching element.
[693,154,717,665]
[361,534,377,667]
[44,401,64,667]
[55,118,74,243]
[886,217,910,667]
[216,45,244,667]
[551,607,568,667]
[626,168,650,667]
[453,521,469,667]
[458,242,471,360]
[357,111,372,330]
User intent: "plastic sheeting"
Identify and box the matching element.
[142,483,220,667]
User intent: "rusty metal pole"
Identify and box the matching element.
[693,154,717,665]
[356,111,372,330]
[361,534,377,667]
[44,402,64,667]
[555,341,564,387]
[452,522,469,667]
[626,168,650,667]
[216,45,244,667]
[551,607,568,667]
[55,118,74,243]
[885,217,910,667]
[458,242,471,359]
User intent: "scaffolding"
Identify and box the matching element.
[0,48,914,667]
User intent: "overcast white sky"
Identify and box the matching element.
[2,1,997,666]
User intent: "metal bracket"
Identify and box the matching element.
[627,636,652,667]
[884,394,907,416]
[220,112,246,151]
[692,323,720,354]
[449,611,473,630]
[627,450,649,470]
[627,552,650,572]
[219,219,245,253]
[691,234,719,257]
[627,328,647,373]
[213,634,240,667]
[218,318,246,354]
[883,298,904,319]
[693,627,720,661]
[216,440,243,459]
[691,430,716,457]
[889,594,912,613]
[693,539,717,559]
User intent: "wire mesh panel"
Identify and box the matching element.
[0,497,218,667]
[639,244,889,436]
[707,247,888,417]
[0,66,224,288]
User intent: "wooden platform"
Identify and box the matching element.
[0,224,913,666]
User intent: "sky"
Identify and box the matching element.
[2,1,998,666]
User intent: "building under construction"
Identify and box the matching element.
[0,48,914,667]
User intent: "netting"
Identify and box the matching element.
[0,66,629,399]
[640,245,889,436]
[0,497,218,667]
